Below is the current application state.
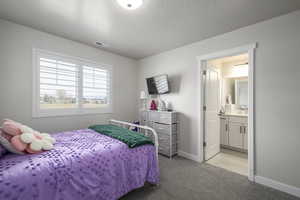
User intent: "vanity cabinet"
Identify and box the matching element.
[228,122,244,149]
[220,115,248,151]
[220,117,229,146]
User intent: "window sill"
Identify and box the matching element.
[32,107,113,118]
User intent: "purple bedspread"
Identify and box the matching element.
[0,129,159,200]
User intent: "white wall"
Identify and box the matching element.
[138,10,300,188]
[0,19,139,133]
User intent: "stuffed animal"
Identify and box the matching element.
[1,119,55,154]
[20,131,55,151]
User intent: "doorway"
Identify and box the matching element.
[205,53,249,176]
[197,44,256,181]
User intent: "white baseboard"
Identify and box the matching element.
[255,176,300,198]
[178,150,202,162]
[177,152,300,198]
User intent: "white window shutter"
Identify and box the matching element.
[33,49,112,117]
[82,66,111,108]
[39,57,79,109]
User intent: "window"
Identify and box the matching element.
[82,66,110,108]
[33,49,112,117]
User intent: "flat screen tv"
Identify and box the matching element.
[146,74,170,95]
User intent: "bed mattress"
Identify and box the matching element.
[0,129,159,200]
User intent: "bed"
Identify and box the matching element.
[0,119,159,200]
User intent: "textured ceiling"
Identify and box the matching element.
[0,0,299,59]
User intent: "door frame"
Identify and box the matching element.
[197,43,257,181]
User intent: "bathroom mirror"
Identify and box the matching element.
[223,78,248,108]
[235,79,248,108]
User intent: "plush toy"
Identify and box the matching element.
[2,120,22,136]
[20,131,55,151]
[1,119,55,154]
[150,100,157,110]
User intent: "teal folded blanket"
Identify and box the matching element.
[89,124,154,148]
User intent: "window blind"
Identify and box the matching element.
[39,57,79,109]
[33,49,112,117]
[82,66,110,108]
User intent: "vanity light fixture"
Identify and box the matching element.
[232,63,248,77]
[234,62,248,67]
[117,0,143,10]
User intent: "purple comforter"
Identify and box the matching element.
[0,129,159,200]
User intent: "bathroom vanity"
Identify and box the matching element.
[220,113,248,152]
[219,77,248,153]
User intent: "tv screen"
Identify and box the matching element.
[146,75,170,95]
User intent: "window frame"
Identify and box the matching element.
[32,48,113,118]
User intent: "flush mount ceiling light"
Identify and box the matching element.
[117,0,143,10]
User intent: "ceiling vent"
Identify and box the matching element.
[95,42,108,48]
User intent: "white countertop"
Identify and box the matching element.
[219,113,248,117]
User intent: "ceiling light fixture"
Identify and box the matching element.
[117,0,143,10]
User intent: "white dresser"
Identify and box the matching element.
[140,110,178,157]
[220,114,248,152]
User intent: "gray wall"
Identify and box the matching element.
[0,19,139,133]
[138,11,300,188]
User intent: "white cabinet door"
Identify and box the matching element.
[220,118,229,146]
[228,122,243,149]
[243,125,248,150]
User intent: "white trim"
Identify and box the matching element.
[32,48,113,118]
[197,44,257,61]
[32,49,39,118]
[247,45,255,181]
[196,43,257,182]
[33,48,112,69]
[35,107,113,118]
[178,150,201,162]
[255,176,300,198]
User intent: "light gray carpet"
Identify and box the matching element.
[121,156,299,200]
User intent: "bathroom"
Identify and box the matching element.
[205,53,249,176]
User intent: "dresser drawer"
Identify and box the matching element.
[149,111,176,124]
[140,110,178,158]
[158,133,170,144]
[158,143,177,156]
[154,123,176,135]
[158,147,170,156]
[158,133,177,145]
